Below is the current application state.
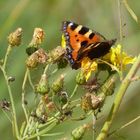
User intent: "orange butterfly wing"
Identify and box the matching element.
[62,21,116,69]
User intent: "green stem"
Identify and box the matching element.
[70,84,79,99]
[118,0,123,42]
[43,64,49,74]
[0,66,19,139]
[3,45,12,69]
[22,69,29,123]
[24,120,58,140]
[118,0,124,79]
[96,54,140,140]
[27,69,34,90]
[108,115,140,137]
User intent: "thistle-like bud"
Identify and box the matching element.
[81,93,93,112]
[51,74,64,94]
[26,52,38,68]
[76,71,86,85]
[48,46,65,63]
[26,48,47,69]
[81,93,103,112]
[34,48,48,63]
[26,28,45,55]
[30,28,45,47]
[35,74,49,95]
[8,28,22,47]
[36,99,48,123]
[71,124,88,140]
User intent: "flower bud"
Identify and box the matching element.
[71,124,87,140]
[81,93,103,112]
[48,46,65,63]
[26,52,38,68]
[30,28,45,47]
[81,93,93,112]
[51,75,64,94]
[36,99,48,123]
[8,28,22,47]
[26,48,47,69]
[35,48,48,63]
[35,74,49,95]
[98,75,116,96]
[76,71,86,85]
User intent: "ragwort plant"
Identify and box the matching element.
[0,1,140,140]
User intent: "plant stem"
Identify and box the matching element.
[22,69,29,123]
[25,120,58,140]
[118,0,123,42]
[108,115,140,137]
[43,64,49,74]
[118,0,124,80]
[70,84,79,99]
[0,66,19,139]
[3,45,12,69]
[96,54,140,140]
[27,69,34,90]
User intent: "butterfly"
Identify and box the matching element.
[62,21,116,69]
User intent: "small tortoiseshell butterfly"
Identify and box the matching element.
[62,21,116,69]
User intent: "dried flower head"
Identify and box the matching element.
[29,28,45,47]
[48,46,66,63]
[8,28,22,47]
[81,93,103,112]
[35,48,48,63]
[26,48,47,68]
[26,52,38,68]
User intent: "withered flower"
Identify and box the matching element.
[29,28,45,47]
[8,28,22,47]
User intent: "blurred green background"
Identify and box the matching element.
[0,0,140,140]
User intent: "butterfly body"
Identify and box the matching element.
[62,21,116,69]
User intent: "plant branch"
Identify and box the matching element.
[3,45,12,69]
[0,65,19,139]
[24,120,58,140]
[96,54,140,140]
[108,115,140,137]
[22,68,29,123]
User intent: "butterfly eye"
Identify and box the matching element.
[76,39,79,42]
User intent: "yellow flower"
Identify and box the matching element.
[103,44,136,71]
[61,34,66,48]
[81,57,98,81]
